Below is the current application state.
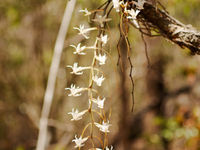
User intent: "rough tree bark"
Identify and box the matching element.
[135,2,200,54]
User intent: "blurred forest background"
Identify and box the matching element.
[0,0,200,150]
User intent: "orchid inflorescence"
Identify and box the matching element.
[66,4,111,150]
[113,0,146,28]
[66,0,146,149]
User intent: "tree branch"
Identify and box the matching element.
[137,2,200,54]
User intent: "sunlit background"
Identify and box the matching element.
[0,0,200,149]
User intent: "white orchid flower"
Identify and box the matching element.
[92,15,111,27]
[95,53,107,65]
[92,96,106,109]
[97,34,108,46]
[70,43,86,55]
[92,75,105,86]
[67,62,89,75]
[68,108,87,121]
[73,24,97,39]
[79,8,91,16]
[72,135,88,148]
[106,146,114,150]
[65,84,84,97]
[95,146,113,150]
[134,0,146,10]
[94,121,111,133]
[127,9,140,28]
[112,0,122,12]
[127,9,140,20]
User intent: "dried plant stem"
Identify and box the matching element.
[36,1,76,150]
[119,14,135,112]
[93,135,104,148]
[140,32,151,67]
[88,48,97,148]
[81,123,92,137]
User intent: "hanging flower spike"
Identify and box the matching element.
[92,15,112,27]
[92,75,105,86]
[70,43,86,55]
[73,24,97,39]
[127,9,140,28]
[79,8,91,16]
[65,84,83,97]
[134,0,146,10]
[67,62,89,75]
[72,135,88,148]
[95,53,107,65]
[68,108,87,121]
[97,34,108,46]
[92,96,106,109]
[94,121,111,133]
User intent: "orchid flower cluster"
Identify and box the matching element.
[113,0,146,28]
[66,0,146,149]
[65,6,113,150]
